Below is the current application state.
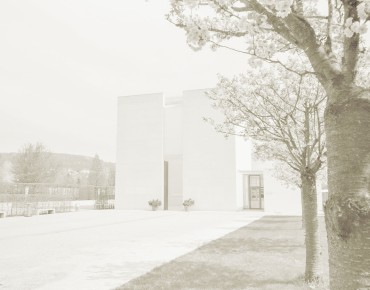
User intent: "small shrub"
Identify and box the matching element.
[183,198,195,207]
[148,199,162,207]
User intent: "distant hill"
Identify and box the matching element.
[0,152,114,170]
[0,152,115,184]
[50,153,114,171]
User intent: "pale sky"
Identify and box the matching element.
[0,1,249,162]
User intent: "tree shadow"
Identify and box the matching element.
[116,216,328,290]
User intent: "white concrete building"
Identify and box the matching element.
[116,89,319,213]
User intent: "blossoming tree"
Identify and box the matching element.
[207,66,326,283]
[168,1,370,289]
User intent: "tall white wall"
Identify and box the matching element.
[182,90,237,210]
[115,89,307,214]
[116,93,164,210]
[235,137,253,209]
[164,100,183,209]
[164,100,183,156]
[235,137,253,171]
[251,158,302,214]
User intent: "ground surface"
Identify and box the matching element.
[118,216,329,290]
[0,210,264,290]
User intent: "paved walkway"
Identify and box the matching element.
[0,210,264,290]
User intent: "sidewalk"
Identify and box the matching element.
[0,210,264,290]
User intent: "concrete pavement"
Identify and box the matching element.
[0,210,264,290]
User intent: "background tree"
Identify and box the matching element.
[12,143,58,183]
[107,166,116,186]
[168,1,370,288]
[88,154,105,186]
[207,66,326,283]
[0,156,13,182]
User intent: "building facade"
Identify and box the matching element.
[116,89,322,213]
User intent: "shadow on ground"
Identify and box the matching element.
[116,215,329,290]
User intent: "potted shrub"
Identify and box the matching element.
[183,198,194,211]
[148,199,161,211]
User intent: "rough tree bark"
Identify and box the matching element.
[278,6,370,288]
[324,87,370,290]
[301,189,306,229]
[301,171,320,283]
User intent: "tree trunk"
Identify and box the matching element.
[301,188,306,229]
[301,172,320,283]
[324,88,370,290]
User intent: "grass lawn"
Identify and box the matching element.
[116,215,329,290]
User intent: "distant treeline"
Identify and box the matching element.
[0,143,115,186]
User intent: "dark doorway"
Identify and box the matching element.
[164,161,168,210]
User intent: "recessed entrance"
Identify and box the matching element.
[249,175,264,209]
[243,174,264,210]
[164,157,183,210]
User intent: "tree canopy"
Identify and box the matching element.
[207,65,326,185]
[12,143,58,183]
[168,0,370,91]
[88,154,105,186]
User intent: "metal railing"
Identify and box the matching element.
[0,183,115,217]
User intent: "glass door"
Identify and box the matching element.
[249,175,264,209]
